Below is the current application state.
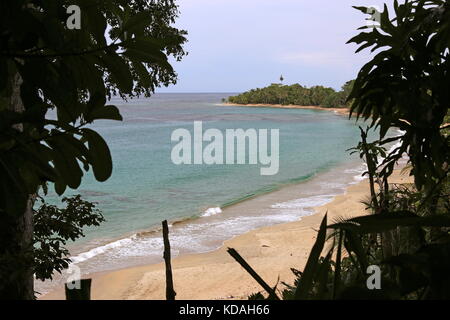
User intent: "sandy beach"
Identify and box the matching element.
[222,103,350,116]
[41,167,411,300]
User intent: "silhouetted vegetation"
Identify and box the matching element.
[34,195,104,282]
[232,0,450,300]
[226,80,354,108]
[0,0,187,299]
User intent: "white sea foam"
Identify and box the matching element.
[70,235,137,264]
[63,163,372,278]
[202,207,222,217]
[344,163,367,183]
[68,212,302,270]
[271,194,336,211]
[319,181,347,190]
[68,196,326,269]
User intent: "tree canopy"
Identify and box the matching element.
[233,0,450,301]
[348,0,449,192]
[0,0,187,216]
[0,0,187,299]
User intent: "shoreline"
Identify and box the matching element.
[221,103,350,116]
[41,167,411,300]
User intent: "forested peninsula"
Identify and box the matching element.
[225,80,354,109]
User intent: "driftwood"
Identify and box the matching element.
[227,247,279,300]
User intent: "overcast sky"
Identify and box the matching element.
[156,0,391,93]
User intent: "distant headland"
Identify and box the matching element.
[222,80,354,115]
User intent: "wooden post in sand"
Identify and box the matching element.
[162,220,176,300]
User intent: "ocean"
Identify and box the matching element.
[37,93,371,294]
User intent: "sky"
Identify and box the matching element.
[156,0,392,93]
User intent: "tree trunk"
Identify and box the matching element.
[360,130,379,211]
[0,198,35,300]
[0,72,35,300]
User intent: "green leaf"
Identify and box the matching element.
[315,251,333,299]
[101,54,134,93]
[329,211,450,234]
[343,231,368,274]
[352,6,370,14]
[294,214,328,299]
[81,128,113,182]
[123,11,151,35]
[85,6,107,46]
[86,105,123,122]
[333,230,343,299]
[47,136,83,190]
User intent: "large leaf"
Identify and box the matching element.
[294,214,328,299]
[329,211,450,234]
[81,128,113,182]
[85,104,123,122]
[101,53,134,93]
[47,136,83,190]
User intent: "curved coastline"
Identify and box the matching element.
[40,167,411,300]
[36,159,362,296]
[37,102,369,298]
[42,166,411,300]
[55,163,345,267]
[39,159,402,300]
[221,102,350,116]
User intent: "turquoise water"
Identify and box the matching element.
[58,93,362,242]
[37,93,374,294]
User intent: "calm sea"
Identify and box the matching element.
[37,93,372,294]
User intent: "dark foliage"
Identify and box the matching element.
[348,0,450,192]
[33,195,104,281]
[226,81,354,108]
[234,0,450,300]
[0,0,187,299]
